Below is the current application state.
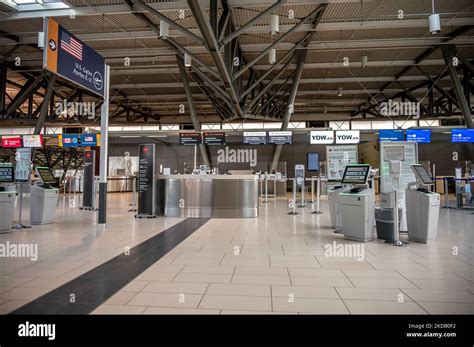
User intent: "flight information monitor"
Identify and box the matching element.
[307,152,320,171]
[411,164,433,185]
[36,167,57,184]
[0,166,14,183]
[341,164,370,185]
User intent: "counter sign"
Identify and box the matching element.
[43,18,105,97]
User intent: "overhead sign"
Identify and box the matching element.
[80,133,98,147]
[58,134,79,147]
[310,131,334,144]
[22,135,43,148]
[379,130,404,142]
[243,132,267,145]
[1,136,22,148]
[451,128,474,143]
[268,131,292,145]
[406,129,431,143]
[335,130,360,144]
[203,132,225,145]
[43,18,105,97]
[179,132,202,145]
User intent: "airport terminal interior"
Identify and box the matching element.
[0,0,473,318]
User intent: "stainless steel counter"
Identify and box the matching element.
[156,174,259,218]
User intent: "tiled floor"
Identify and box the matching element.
[0,193,473,315]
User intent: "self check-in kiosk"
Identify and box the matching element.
[328,185,349,232]
[406,164,440,243]
[0,164,16,232]
[339,164,375,242]
[30,167,59,225]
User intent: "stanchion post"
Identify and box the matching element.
[385,188,407,247]
[288,178,298,215]
[128,176,137,212]
[312,176,323,214]
[13,183,31,230]
[264,175,269,204]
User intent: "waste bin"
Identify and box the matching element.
[375,207,402,241]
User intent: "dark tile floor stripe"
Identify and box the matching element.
[10,218,209,315]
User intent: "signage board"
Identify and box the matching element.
[379,130,404,142]
[326,145,358,181]
[80,133,98,147]
[380,141,418,193]
[138,144,156,217]
[203,132,225,145]
[268,131,292,145]
[58,134,79,147]
[451,128,474,143]
[310,131,334,144]
[1,136,22,148]
[243,132,267,145]
[82,150,95,209]
[179,132,202,145]
[335,130,360,144]
[15,148,31,182]
[43,18,105,97]
[22,135,43,148]
[406,129,431,143]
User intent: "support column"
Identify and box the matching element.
[98,65,110,225]
[441,45,473,128]
[0,65,6,113]
[177,56,211,168]
[270,59,305,172]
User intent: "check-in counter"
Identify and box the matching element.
[107,176,135,192]
[156,174,259,218]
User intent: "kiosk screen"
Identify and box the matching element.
[341,165,370,185]
[0,166,14,182]
[36,167,57,184]
[411,164,433,185]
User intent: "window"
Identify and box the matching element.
[371,121,395,130]
[351,121,371,130]
[329,121,350,130]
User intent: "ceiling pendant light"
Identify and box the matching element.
[160,20,169,39]
[270,14,279,35]
[184,52,192,67]
[429,0,441,35]
[269,48,276,65]
[361,52,368,68]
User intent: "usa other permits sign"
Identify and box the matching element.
[43,18,105,97]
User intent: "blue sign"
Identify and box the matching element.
[80,133,97,146]
[44,18,105,97]
[60,134,79,147]
[379,130,404,142]
[451,128,474,143]
[406,129,431,143]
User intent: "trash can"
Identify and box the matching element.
[375,207,402,241]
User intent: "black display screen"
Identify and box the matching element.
[36,167,57,184]
[341,165,370,185]
[307,152,320,171]
[0,166,14,182]
[412,164,433,185]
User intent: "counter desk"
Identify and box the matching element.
[156,174,259,218]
